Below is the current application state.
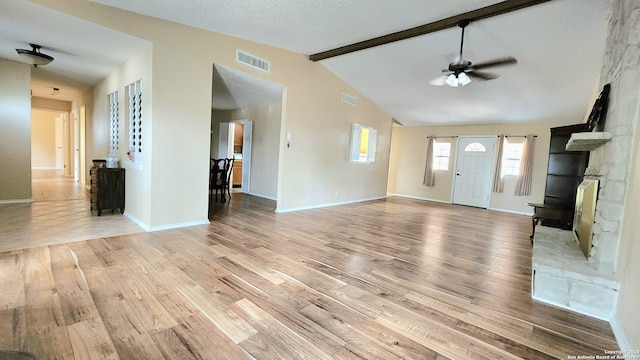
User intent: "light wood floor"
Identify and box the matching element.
[0,170,143,253]
[0,188,618,359]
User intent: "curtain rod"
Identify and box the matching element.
[428,135,538,138]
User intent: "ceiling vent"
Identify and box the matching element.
[236,50,270,73]
[341,93,358,106]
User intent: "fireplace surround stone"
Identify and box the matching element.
[532,225,618,320]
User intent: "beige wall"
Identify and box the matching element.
[0,59,31,202]
[617,111,640,350]
[31,109,58,169]
[32,97,71,112]
[91,45,154,227]
[212,103,282,200]
[35,0,393,224]
[388,121,577,214]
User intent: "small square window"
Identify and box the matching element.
[433,142,451,170]
[350,123,377,163]
[502,142,524,176]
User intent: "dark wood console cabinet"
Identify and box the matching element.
[90,167,125,215]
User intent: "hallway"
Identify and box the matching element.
[0,170,143,252]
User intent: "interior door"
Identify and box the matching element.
[453,137,496,208]
[218,122,234,158]
[218,120,252,193]
[74,111,79,182]
[55,115,63,170]
[241,120,252,193]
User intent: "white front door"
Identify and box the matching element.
[453,137,496,208]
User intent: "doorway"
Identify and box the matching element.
[218,120,253,193]
[31,108,84,201]
[452,136,496,208]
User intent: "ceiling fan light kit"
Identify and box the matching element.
[445,73,472,87]
[433,20,517,88]
[15,43,54,67]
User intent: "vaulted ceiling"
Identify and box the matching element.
[0,0,612,126]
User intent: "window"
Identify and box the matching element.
[350,123,377,163]
[127,80,142,164]
[108,91,119,155]
[502,141,524,176]
[433,142,451,170]
[464,142,487,152]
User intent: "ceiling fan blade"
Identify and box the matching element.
[429,75,448,86]
[466,71,499,81]
[470,57,517,70]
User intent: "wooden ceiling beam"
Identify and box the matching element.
[308,0,553,61]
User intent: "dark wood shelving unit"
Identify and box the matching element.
[528,123,590,239]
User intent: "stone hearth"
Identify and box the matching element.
[532,225,619,320]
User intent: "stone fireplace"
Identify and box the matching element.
[532,175,619,320]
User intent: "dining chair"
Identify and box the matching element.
[210,158,230,203]
[225,158,235,200]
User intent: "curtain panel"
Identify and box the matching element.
[423,136,435,187]
[492,134,505,193]
[514,134,535,196]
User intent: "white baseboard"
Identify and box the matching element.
[123,212,209,232]
[387,193,533,216]
[123,212,149,231]
[148,219,210,232]
[610,316,632,353]
[386,193,452,204]
[0,198,33,204]
[244,191,276,201]
[275,196,386,213]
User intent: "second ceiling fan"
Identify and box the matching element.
[430,19,517,87]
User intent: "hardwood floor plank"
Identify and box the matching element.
[48,245,101,324]
[234,298,335,359]
[22,247,75,360]
[0,307,26,351]
[232,279,348,357]
[0,251,25,311]
[151,313,250,360]
[299,300,442,360]
[171,279,258,344]
[375,310,519,360]
[67,317,119,360]
[209,244,288,285]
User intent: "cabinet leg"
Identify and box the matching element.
[530,215,538,243]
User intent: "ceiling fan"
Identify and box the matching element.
[430,20,517,87]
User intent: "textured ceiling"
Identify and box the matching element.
[88,0,506,54]
[213,64,283,110]
[0,0,612,126]
[89,0,612,126]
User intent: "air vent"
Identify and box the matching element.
[341,93,358,106]
[236,50,270,73]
